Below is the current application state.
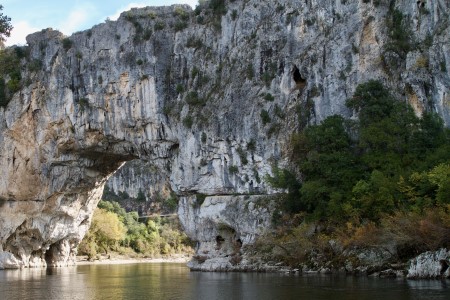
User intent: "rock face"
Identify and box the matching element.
[0,1,449,269]
[178,195,274,271]
[407,249,450,279]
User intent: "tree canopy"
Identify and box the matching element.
[270,80,450,222]
[0,5,13,42]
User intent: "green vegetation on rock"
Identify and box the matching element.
[261,80,450,269]
[0,46,25,107]
[0,5,13,42]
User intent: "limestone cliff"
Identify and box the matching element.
[0,0,449,269]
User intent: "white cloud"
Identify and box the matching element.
[5,21,39,46]
[106,1,199,21]
[107,3,148,21]
[58,7,91,35]
[179,0,198,8]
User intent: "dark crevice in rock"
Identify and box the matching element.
[215,235,225,249]
[292,65,306,89]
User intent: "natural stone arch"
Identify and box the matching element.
[0,1,448,270]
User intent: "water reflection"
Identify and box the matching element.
[0,267,87,300]
[0,264,448,300]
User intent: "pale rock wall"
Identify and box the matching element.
[0,0,448,269]
[178,195,274,271]
[407,248,450,279]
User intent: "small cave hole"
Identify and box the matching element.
[292,66,307,88]
[440,260,449,275]
[416,1,426,8]
[236,239,242,248]
[45,245,55,266]
[216,235,225,249]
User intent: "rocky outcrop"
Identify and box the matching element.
[407,249,450,279]
[0,0,449,269]
[105,160,170,202]
[178,195,275,271]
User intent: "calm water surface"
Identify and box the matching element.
[0,263,448,300]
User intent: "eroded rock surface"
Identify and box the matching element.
[178,195,274,271]
[0,0,449,269]
[407,249,450,279]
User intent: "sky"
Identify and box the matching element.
[2,0,199,46]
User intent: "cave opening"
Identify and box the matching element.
[292,65,306,88]
[416,1,426,8]
[216,235,225,249]
[44,244,55,266]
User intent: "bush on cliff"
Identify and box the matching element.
[261,80,450,268]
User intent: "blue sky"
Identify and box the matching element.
[3,0,199,46]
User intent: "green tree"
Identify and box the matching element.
[0,5,12,43]
[90,208,126,253]
[347,80,396,124]
[136,189,146,202]
[428,163,450,205]
[266,167,302,213]
[351,170,398,220]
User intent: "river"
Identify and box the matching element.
[0,263,448,300]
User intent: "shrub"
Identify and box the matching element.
[176,84,184,94]
[229,165,239,174]
[440,61,447,72]
[246,63,254,80]
[0,78,6,107]
[186,36,203,49]
[143,29,152,40]
[209,0,227,16]
[264,93,274,101]
[191,66,200,78]
[231,10,238,21]
[260,109,271,125]
[185,91,204,106]
[237,147,248,165]
[28,59,42,72]
[6,75,21,93]
[262,72,274,87]
[174,21,187,31]
[384,9,413,59]
[174,7,190,21]
[183,116,194,128]
[247,139,256,152]
[164,194,179,212]
[154,21,165,31]
[0,48,22,105]
[274,104,285,119]
[78,98,89,111]
[309,85,321,97]
[62,38,73,51]
[136,189,146,202]
[415,56,428,69]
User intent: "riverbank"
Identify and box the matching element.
[76,254,191,266]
